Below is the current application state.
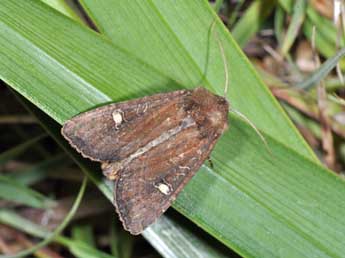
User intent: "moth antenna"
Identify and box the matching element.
[216,34,229,97]
[230,109,272,154]
[210,20,269,153]
[211,20,229,98]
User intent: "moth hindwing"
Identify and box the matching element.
[62,87,229,235]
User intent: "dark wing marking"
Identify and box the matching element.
[113,121,221,235]
[61,90,188,162]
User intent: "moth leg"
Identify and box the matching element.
[120,109,128,122]
[207,157,214,169]
[178,165,191,171]
[177,165,190,177]
[136,104,141,115]
[136,103,149,115]
[142,103,148,113]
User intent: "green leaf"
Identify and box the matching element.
[280,1,345,66]
[0,209,49,238]
[281,0,307,55]
[305,6,344,47]
[212,0,224,13]
[0,175,54,209]
[63,240,117,258]
[144,215,231,258]
[109,223,133,258]
[40,0,82,21]
[175,116,345,258]
[231,0,276,47]
[72,225,96,247]
[1,1,345,258]
[274,5,285,45]
[0,209,116,258]
[227,0,246,27]
[278,0,293,13]
[296,47,345,90]
[0,209,115,258]
[7,153,70,185]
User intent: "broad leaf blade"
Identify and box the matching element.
[76,0,313,158]
[0,1,173,123]
[175,116,345,258]
[145,215,232,258]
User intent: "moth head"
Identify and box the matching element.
[189,87,229,134]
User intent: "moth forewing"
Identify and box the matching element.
[61,90,187,163]
[62,87,229,235]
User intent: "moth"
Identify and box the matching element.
[62,87,229,234]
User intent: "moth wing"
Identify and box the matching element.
[61,90,188,162]
[113,123,220,235]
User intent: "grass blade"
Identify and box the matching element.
[281,0,307,55]
[0,175,54,209]
[296,47,345,89]
[144,215,231,258]
[231,0,276,47]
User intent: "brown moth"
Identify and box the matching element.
[62,87,229,234]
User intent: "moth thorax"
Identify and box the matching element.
[209,110,224,126]
[102,162,121,180]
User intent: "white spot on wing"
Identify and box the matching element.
[112,110,123,129]
[156,183,171,195]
